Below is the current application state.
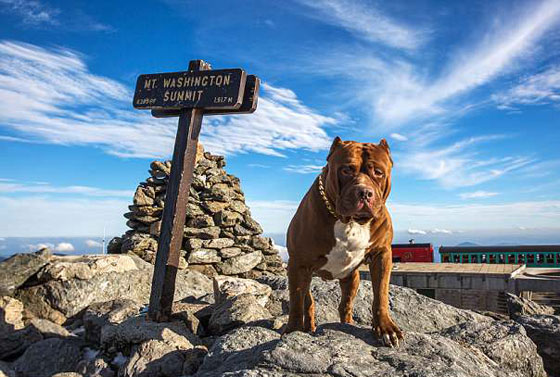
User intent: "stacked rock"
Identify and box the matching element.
[109,145,286,279]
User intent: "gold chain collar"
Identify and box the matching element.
[317,171,339,219]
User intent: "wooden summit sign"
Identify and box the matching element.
[133,60,260,321]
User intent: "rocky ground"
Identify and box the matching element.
[1,251,559,377]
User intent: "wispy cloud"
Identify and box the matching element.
[390,133,408,142]
[372,0,560,125]
[0,40,336,159]
[493,65,560,109]
[407,228,426,235]
[283,164,323,174]
[293,0,425,50]
[396,133,534,188]
[459,190,499,199]
[0,0,58,25]
[0,181,134,198]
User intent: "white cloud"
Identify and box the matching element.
[85,239,102,248]
[396,133,534,188]
[0,40,336,159]
[0,181,133,197]
[390,133,408,141]
[407,228,427,235]
[283,164,323,174]
[0,195,129,237]
[293,0,425,50]
[493,65,560,108]
[459,190,499,199]
[430,228,452,234]
[372,0,560,125]
[54,242,74,252]
[0,0,59,25]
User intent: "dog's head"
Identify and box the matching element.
[323,137,393,222]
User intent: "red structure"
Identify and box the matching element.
[391,242,434,263]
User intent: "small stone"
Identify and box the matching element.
[186,202,204,217]
[184,226,220,239]
[28,319,72,339]
[187,265,218,278]
[185,238,204,250]
[107,237,123,254]
[186,215,215,228]
[219,247,242,259]
[233,224,256,236]
[133,186,154,206]
[243,217,263,233]
[149,221,161,237]
[251,236,272,250]
[202,238,235,249]
[83,299,143,344]
[214,211,244,227]
[187,249,221,264]
[201,201,229,213]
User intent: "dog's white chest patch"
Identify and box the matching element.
[320,220,371,279]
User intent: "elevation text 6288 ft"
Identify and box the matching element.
[133,68,246,110]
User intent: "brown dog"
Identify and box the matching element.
[284,136,403,347]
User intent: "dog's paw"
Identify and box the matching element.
[373,316,403,348]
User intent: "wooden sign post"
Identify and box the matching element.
[133,60,260,321]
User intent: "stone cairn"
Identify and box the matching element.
[109,145,285,279]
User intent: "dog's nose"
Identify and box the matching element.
[358,187,374,201]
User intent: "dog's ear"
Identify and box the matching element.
[379,138,393,166]
[379,138,390,151]
[326,136,342,161]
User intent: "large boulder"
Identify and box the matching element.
[195,320,545,377]
[15,254,212,323]
[83,299,143,344]
[515,314,560,376]
[0,297,42,360]
[0,249,51,296]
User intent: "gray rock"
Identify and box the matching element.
[219,247,242,259]
[184,227,221,240]
[133,186,154,206]
[83,299,143,344]
[16,255,212,320]
[0,323,43,360]
[13,338,82,377]
[202,238,235,249]
[217,251,263,275]
[0,296,25,330]
[100,316,201,351]
[516,314,560,376]
[506,293,555,318]
[214,211,243,227]
[213,276,272,307]
[76,357,115,377]
[0,249,52,296]
[186,215,215,228]
[28,319,72,339]
[0,361,15,377]
[196,321,545,377]
[208,294,271,335]
[122,339,206,377]
[188,249,221,264]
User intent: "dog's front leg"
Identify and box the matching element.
[284,263,312,334]
[368,249,403,347]
[338,268,360,324]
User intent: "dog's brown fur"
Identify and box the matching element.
[284,137,403,346]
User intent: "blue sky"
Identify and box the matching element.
[0,0,560,250]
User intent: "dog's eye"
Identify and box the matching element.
[340,167,353,176]
[373,168,384,178]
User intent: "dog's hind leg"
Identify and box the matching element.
[338,268,360,324]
